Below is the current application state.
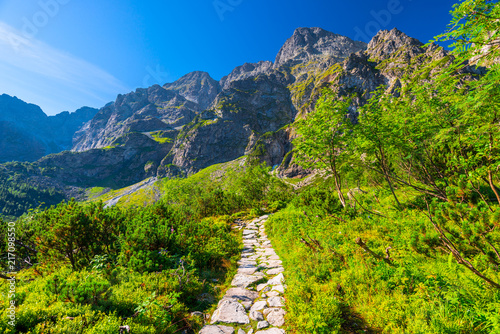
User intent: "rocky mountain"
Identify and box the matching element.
[0,94,98,162]
[220,61,273,90]
[162,70,296,175]
[72,84,198,151]
[1,27,459,202]
[37,132,171,188]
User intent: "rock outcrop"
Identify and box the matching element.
[37,132,172,188]
[72,84,198,151]
[220,61,274,90]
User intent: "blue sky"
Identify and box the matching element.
[0,0,458,115]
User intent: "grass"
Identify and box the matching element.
[265,181,500,334]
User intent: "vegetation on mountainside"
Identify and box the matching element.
[0,163,292,333]
[0,165,65,220]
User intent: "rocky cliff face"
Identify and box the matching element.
[0,94,98,162]
[158,27,368,176]
[161,71,295,175]
[72,73,219,152]
[70,27,448,180]
[220,61,274,90]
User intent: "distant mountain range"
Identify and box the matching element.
[1,27,477,208]
[0,95,98,163]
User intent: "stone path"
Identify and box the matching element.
[199,215,286,334]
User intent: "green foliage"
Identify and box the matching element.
[160,162,293,218]
[0,168,65,219]
[31,200,125,270]
[150,131,173,144]
[293,92,355,207]
[271,2,500,332]
[267,194,500,333]
[435,0,500,65]
[0,161,294,332]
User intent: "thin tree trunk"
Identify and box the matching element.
[330,158,346,208]
[488,170,500,205]
[377,146,401,207]
[334,171,346,208]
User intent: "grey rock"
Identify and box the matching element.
[231,274,262,288]
[367,28,424,61]
[250,310,264,321]
[256,284,268,292]
[73,85,198,152]
[161,71,296,176]
[263,308,286,327]
[267,296,285,307]
[274,27,366,68]
[211,299,250,324]
[266,268,285,275]
[190,311,204,318]
[250,300,268,312]
[224,288,259,303]
[266,291,280,298]
[238,267,257,275]
[220,61,273,89]
[163,71,221,110]
[257,321,270,329]
[238,262,257,269]
[267,273,285,286]
[271,285,285,294]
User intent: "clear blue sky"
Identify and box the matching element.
[0,0,458,115]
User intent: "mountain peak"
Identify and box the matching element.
[163,71,220,110]
[274,27,367,68]
[220,61,273,89]
[367,28,424,60]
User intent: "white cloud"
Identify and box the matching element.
[0,21,130,115]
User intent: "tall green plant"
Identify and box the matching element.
[293,91,355,207]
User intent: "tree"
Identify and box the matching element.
[293,90,355,208]
[435,0,500,66]
[33,200,124,270]
[420,0,500,288]
[355,87,402,207]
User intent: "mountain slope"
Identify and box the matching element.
[0,94,98,162]
[0,27,465,217]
